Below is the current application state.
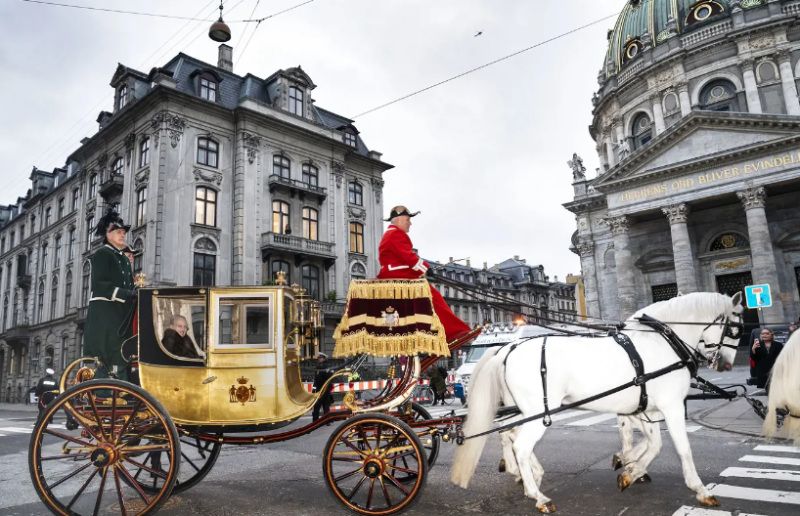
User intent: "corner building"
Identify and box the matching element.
[566,0,800,330]
[0,45,391,402]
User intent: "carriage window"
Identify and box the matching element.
[218,300,272,349]
[152,297,206,362]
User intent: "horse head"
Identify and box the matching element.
[698,291,744,372]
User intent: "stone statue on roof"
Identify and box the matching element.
[567,153,586,181]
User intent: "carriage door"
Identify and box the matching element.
[715,271,758,349]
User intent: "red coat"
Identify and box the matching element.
[376,224,470,342]
[377,225,430,279]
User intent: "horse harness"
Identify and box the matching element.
[469,312,742,439]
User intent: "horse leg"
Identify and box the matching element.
[620,418,660,489]
[661,405,719,506]
[512,423,555,513]
[613,415,635,470]
[499,429,522,482]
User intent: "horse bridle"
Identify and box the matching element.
[700,312,744,368]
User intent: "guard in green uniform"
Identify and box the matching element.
[83,211,136,379]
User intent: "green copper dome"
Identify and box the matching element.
[605,0,745,77]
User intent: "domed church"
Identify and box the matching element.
[565,0,800,330]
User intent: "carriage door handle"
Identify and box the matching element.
[203,376,218,384]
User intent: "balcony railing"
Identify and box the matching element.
[99,173,124,200]
[268,174,327,200]
[321,301,345,317]
[261,232,336,259]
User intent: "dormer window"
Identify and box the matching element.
[288,86,304,116]
[199,76,218,102]
[343,132,357,148]
[117,84,128,110]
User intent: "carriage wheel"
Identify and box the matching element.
[134,433,221,495]
[59,357,102,392]
[323,413,427,515]
[402,403,440,472]
[29,379,180,515]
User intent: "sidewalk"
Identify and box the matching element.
[0,402,38,414]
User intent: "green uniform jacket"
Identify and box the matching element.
[84,244,136,375]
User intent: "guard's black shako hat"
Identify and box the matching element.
[384,205,420,222]
[95,210,131,237]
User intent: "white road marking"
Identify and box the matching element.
[550,409,591,422]
[739,454,800,467]
[567,413,618,426]
[0,427,32,434]
[671,505,765,516]
[754,444,800,454]
[707,483,800,504]
[720,466,800,482]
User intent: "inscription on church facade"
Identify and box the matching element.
[611,149,800,207]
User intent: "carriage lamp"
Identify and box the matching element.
[310,300,323,328]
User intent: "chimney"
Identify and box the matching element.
[466,259,471,267]
[218,44,233,72]
[448,256,453,264]
[514,255,519,261]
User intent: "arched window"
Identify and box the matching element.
[138,137,150,168]
[272,201,290,235]
[50,275,58,319]
[199,75,218,102]
[302,207,318,240]
[197,137,219,168]
[273,155,290,179]
[195,187,217,226]
[709,232,749,252]
[301,163,318,187]
[348,181,363,206]
[64,270,73,311]
[111,157,123,176]
[37,279,45,323]
[756,60,778,84]
[193,238,217,287]
[289,86,304,116]
[349,222,364,254]
[699,79,739,111]
[81,261,91,305]
[271,260,291,284]
[301,264,319,299]
[631,113,653,149]
[351,262,367,280]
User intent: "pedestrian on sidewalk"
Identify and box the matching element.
[312,353,334,421]
[750,328,783,390]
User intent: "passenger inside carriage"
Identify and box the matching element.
[162,314,205,359]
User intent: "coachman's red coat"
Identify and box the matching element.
[377,224,470,342]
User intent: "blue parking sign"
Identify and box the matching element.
[744,284,772,309]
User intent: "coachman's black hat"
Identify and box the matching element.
[94,210,131,236]
[384,205,420,222]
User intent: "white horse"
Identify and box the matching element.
[451,292,743,513]
[763,329,800,444]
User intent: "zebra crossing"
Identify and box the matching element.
[674,443,800,515]
[0,419,66,437]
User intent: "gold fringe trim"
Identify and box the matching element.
[333,329,451,358]
[334,279,449,357]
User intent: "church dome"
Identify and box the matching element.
[605,0,736,78]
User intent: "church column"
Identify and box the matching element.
[777,50,800,115]
[741,59,763,114]
[677,81,692,116]
[606,216,637,320]
[576,240,600,319]
[651,93,666,135]
[662,203,698,294]
[736,186,784,323]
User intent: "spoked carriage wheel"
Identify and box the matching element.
[134,432,221,495]
[323,413,427,515]
[29,379,180,515]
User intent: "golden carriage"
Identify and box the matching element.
[29,279,479,516]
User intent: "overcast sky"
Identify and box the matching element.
[0,0,622,281]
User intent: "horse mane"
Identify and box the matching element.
[632,292,734,322]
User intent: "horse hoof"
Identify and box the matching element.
[636,473,652,484]
[498,458,506,473]
[699,495,720,507]
[537,501,557,513]
[611,454,623,470]
[617,473,632,491]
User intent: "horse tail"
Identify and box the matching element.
[764,331,800,444]
[451,346,504,488]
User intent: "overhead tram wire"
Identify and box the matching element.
[350,11,620,120]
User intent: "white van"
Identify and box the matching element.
[454,324,553,398]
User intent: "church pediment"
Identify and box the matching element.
[595,113,800,191]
